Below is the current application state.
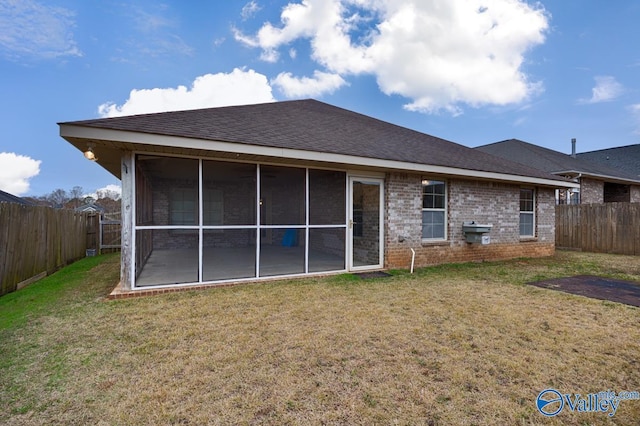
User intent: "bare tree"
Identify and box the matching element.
[69,186,84,208]
[48,188,68,208]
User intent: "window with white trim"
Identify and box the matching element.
[422,180,447,240]
[519,188,535,237]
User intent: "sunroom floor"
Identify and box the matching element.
[135,246,345,287]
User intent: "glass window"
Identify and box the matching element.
[422,210,445,239]
[422,180,447,240]
[352,181,364,238]
[604,183,630,203]
[520,188,535,237]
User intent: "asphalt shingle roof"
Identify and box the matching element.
[475,139,640,182]
[62,99,566,182]
[577,144,640,179]
[0,190,33,205]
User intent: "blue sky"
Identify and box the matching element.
[1,0,639,197]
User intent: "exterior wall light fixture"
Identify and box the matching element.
[84,144,97,161]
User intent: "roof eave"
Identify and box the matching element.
[60,124,579,189]
[553,170,640,185]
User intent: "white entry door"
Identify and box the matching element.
[348,177,384,271]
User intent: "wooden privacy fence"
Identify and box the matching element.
[0,203,90,297]
[556,203,640,255]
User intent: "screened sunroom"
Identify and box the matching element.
[59,99,576,294]
[133,154,352,288]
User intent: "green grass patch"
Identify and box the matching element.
[0,253,118,331]
[1,251,639,425]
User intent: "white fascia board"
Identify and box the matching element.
[554,169,640,185]
[60,124,580,189]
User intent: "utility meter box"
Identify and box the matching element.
[462,221,493,244]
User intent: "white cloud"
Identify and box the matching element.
[241,1,261,20]
[235,0,549,114]
[98,68,276,117]
[115,4,194,61]
[0,0,81,61]
[579,76,624,104]
[272,70,347,97]
[85,184,122,201]
[0,152,41,196]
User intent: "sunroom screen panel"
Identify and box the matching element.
[259,229,305,277]
[260,165,305,225]
[135,230,199,286]
[203,229,256,281]
[309,228,345,272]
[309,169,346,225]
[203,161,256,225]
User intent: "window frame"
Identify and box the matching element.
[519,188,535,237]
[421,179,447,241]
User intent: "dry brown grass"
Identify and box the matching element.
[1,251,640,425]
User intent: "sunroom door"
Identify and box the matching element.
[348,177,384,270]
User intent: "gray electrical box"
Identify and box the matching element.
[462,221,492,244]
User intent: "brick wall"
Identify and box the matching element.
[581,178,640,203]
[580,178,603,204]
[385,172,556,269]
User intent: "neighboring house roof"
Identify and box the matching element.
[475,139,640,185]
[59,99,576,188]
[75,203,105,213]
[0,190,33,205]
[576,144,640,179]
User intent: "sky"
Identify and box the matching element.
[1,0,639,197]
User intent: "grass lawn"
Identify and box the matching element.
[1,251,639,425]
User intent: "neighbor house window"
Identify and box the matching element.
[519,188,535,237]
[422,180,446,240]
[603,182,630,203]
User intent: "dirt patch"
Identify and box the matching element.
[528,275,640,307]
